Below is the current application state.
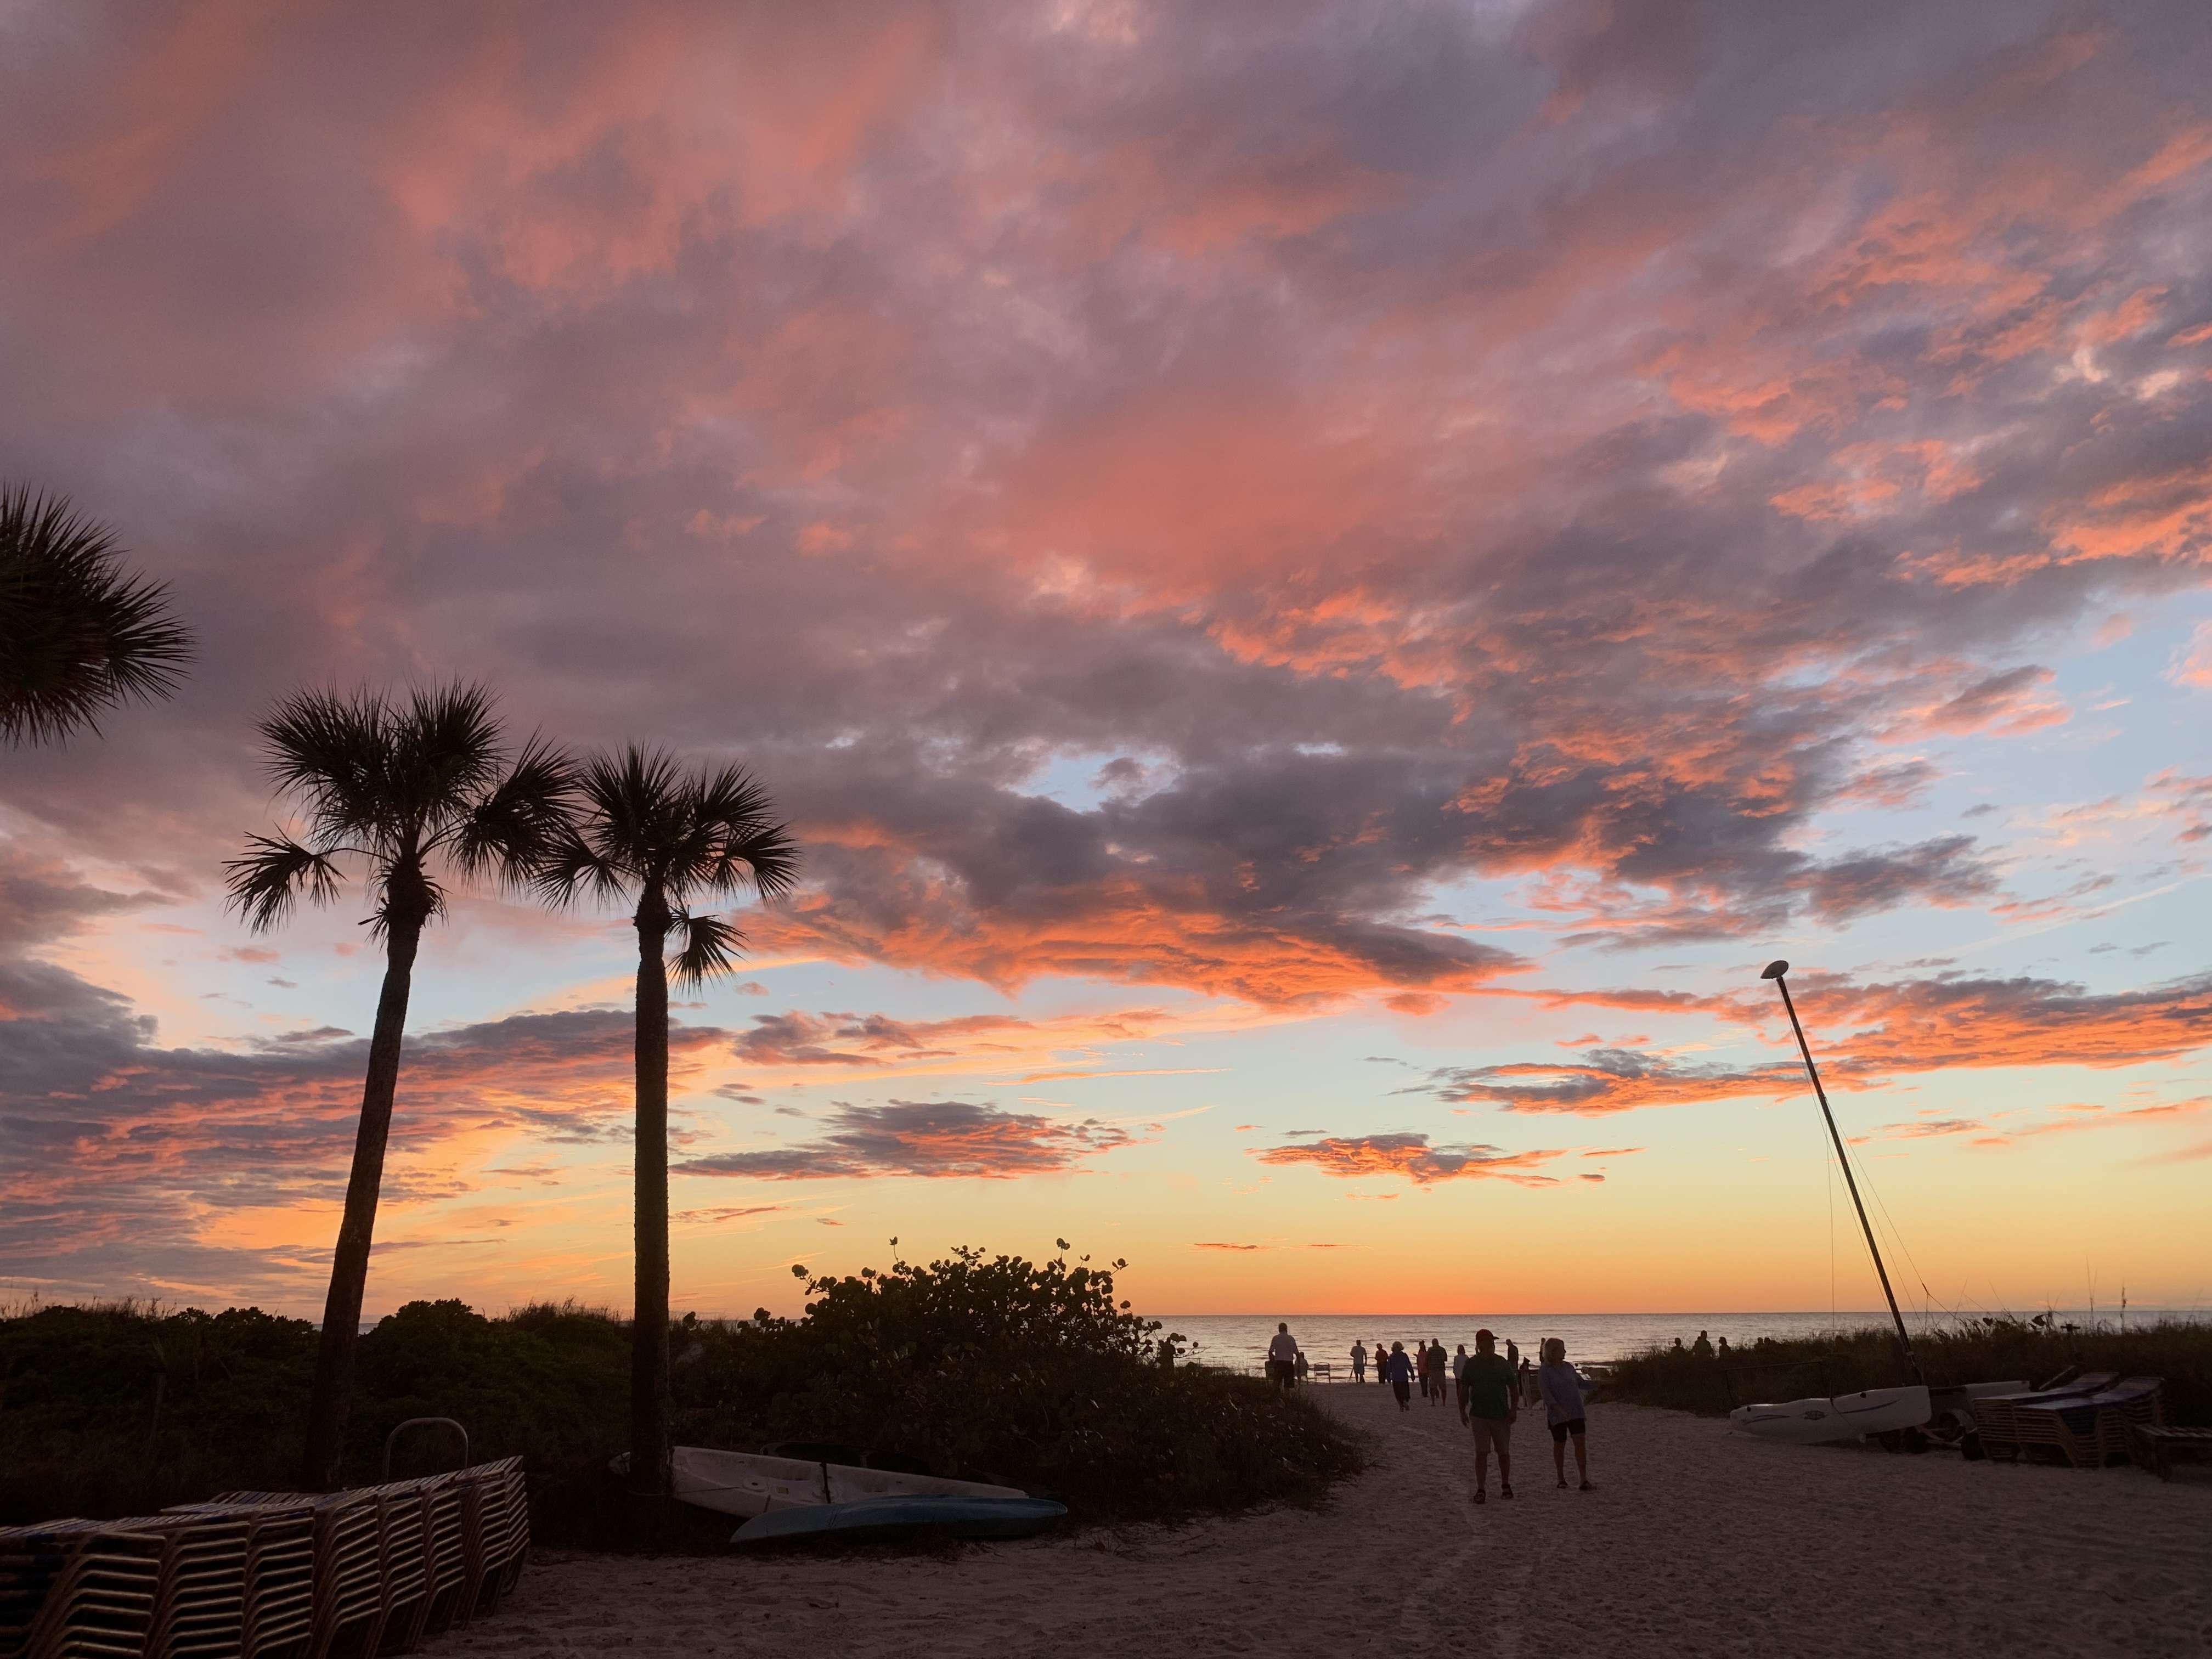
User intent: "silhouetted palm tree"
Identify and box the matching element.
[1,486,193,746]
[541,748,798,1498]
[226,682,572,1489]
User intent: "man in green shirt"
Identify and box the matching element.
[1460,1327,1517,1503]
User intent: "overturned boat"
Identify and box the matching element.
[1730,1384,1931,1444]
[663,1446,1027,1519]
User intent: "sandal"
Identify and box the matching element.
[1500,1484,1514,1499]
[1556,1478,1568,1489]
[1472,1489,1486,1505]
[1579,1481,1596,1492]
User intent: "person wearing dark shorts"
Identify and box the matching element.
[1539,1337,1594,1491]
[1461,1328,1516,1503]
[1383,1340,1414,1410]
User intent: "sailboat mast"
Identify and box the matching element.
[1762,962,1923,1385]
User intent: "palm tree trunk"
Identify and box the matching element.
[299,918,421,1490]
[630,883,672,1499]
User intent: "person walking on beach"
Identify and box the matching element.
[1463,1328,1517,1504]
[1267,1322,1299,1390]
[1539,1338,1595,1492]
[1384,1341,1415,1410]
[1351,1340,1368,1384]
[1691,1329,1714,1358]
[1375,1339,1388,1383]
[1717,1335,1731,1359]
[1517,1352,1535,1406]
[1425,1339,1446,1405]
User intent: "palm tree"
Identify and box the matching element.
[1,485,193,746]
[225,682,573,1489]
[540,748,798,1498]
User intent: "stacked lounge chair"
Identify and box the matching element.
[2008,1377,2166,1468]
[1,1518,164,1658]
[1969,1374,2175,1468]
[1,1460,531,1659]
[1965,1372,2116,1460]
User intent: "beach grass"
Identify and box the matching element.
[0,1250,1367,1545]
[1605,1315,2212,1422]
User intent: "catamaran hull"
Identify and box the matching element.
[668,1446,1026,1518]
[1729,1385,1932,1444]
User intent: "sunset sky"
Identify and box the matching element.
[4,1,2211,1322]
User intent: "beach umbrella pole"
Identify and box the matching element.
[1761,961,1923,1386]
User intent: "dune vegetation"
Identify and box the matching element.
[1605,1316,2212,1424]
[0,1247,1365,1547]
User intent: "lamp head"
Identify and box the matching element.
[1760,959,1790,980]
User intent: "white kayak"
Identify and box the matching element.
[667,1445,1026,1519]
[1729,1385,1931,1444]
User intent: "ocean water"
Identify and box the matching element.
[1150,1310,2200,1373]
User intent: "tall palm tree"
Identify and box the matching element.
[540,748,798,1498]
[1,485,193,746]
[226,682,573,1489]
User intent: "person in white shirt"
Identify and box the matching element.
[1266,1322,1299,1390]
[1538,1337,1595,1491]
[1351,1340,1368,1383]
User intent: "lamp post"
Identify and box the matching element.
[1762,960,1922,1385]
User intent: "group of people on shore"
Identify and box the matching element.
[1267,1324,1594,1502]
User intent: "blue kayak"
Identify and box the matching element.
[730,1495,1067,1547]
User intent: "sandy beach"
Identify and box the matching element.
[428,1385,2209,1658]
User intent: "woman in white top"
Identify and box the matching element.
[1538,1338,1595,1491]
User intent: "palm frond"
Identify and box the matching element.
[224,834,345,933]
[392,681,506,832]
[257,687,399,842]
[1,485,194,747]
[667,910,744,989]
[675,764,801,904]
[448,733,577,883]
[532,825,627,907]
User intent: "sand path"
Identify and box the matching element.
[432,1386,2210,1657]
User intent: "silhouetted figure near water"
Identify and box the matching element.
[1691,1330,1714,1358]
[1351,1340,1367,1383]
[1540,1338,1595,1492]
[1464,1329,1517,1503]
[1384,1341,1414,1410]
[1267,1322,1299,1389]
[1716,1335,1731,1359]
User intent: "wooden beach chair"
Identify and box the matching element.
[1999,1376,2160,1469]
[2129,1423,2212,1482]
[1,1518,164,1659]
[1965,1374,2118,1461]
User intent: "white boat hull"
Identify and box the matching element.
[668,1446,1025,1519]
[1729,1385,1932,1444]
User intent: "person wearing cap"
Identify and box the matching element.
[1461,1327,1517,1504]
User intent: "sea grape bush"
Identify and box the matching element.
[0,1248,1367,1544]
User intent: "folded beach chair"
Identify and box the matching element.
[450,1463,517,1622]
[205,1488,386,1659]
[0,1517,164,1659]
[130,1510,253,1657]
[162,1500,316,1658]
[468,1460,527,1604]
[360,1477,435,1656]
[412,1480,470,1641]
